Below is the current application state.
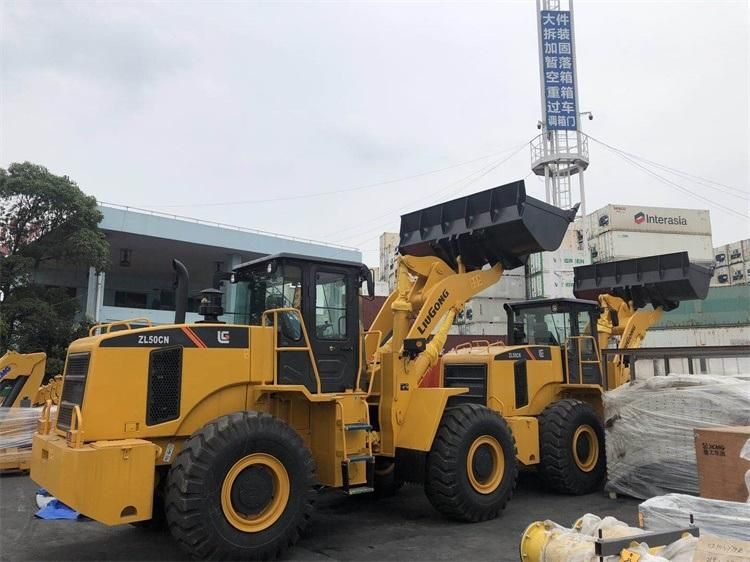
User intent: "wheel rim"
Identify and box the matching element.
[572,425,599,472]
[221,453,290,532]
[466,435,505,494]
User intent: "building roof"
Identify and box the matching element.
[98,203,361,263]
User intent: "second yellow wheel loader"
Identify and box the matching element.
[439,251,712,495]
[31,180,577,560]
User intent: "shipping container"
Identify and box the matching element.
[527,249,587,275]
[527,270,575,299]
[463,297,514,324]
[727,241,744,264]
[742,239,750,259]
[585,204,711,237]
[477,272,526,299]
[455,320,506,337]
[714,245,728,265]
[588,231,713,265]
[729,262,746,285]
[710,265,730,287]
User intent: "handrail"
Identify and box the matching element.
[359,330,382,396]
[89,317,153,336]
[452,340,504,354]
[66,405,84,448]
[261,307,322,394]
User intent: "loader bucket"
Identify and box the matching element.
[573,252,713,311]
[398,180,578,271]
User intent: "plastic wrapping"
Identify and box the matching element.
[0,407,44,450]
[603,374,750,499]
[522,514,691,562]
[639,493,750,541]
[742,437,750,502]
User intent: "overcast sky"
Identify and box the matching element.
[2,0,748,265]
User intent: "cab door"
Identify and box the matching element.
[307,266,359,393]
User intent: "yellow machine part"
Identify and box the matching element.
[32,432,157,524]
[0,351,48,407]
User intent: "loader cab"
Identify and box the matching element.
[504,299,603,385]
[232,253,373,394]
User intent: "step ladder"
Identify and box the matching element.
[338,405,375,495]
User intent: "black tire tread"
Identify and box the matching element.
[538,398,606,495]
[164,411,315,560]
[425,403,518,522]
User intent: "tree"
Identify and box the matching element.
[0,162,109,374]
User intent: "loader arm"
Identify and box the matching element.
[368,180,578,455]
[596,294,664,388]
[574,251,712,389]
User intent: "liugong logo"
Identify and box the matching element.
[633,211,687,226]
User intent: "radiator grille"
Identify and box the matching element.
[443,363,487,406]
[147,347,182,425]
[56,353,91,430]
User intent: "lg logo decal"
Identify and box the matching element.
[217,330,231,344]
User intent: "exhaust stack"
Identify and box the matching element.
[573,252,712,311]
[172,259,189,324]
[399,180,578,271]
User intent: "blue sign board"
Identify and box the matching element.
[540,10,578,131]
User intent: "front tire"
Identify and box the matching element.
[538,399,606,495]
[425,404,517,522]
[165,412,315,560]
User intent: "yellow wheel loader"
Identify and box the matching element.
[439,251,712,495]
[31,180,577,560]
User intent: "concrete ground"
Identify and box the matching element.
[1,471,638,561]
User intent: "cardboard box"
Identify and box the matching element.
[694,426,750,502]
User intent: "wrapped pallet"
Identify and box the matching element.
[603,374,750,499]
[640,493,750,541]
[0,407,50,471]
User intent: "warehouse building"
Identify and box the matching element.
[33,204,360,325]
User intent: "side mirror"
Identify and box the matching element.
[360,266,375,298]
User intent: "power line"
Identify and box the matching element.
[331,141,530,245]
[592,139,748,220]
[131,144,531,209]
[326,151,513,241]
[344,142,528,248]
[587,134,748,200]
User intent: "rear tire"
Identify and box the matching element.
[165,412,315,560]
[538,399,606,495]
[425,404,517,522]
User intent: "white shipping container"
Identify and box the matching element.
[742,239,750,259]
[729,262,746,285]
[374,281,391,297]
[710,265,730,287]
[727,241,744,264]
[456,321,506,337]
[527,249,587,275]
[713,245,728,265]
[589,231,714,265]
[527,270,575,299]
[477,273,526,299]
[464,297,514,323]
[586,204,711,237]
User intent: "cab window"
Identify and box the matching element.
[315,271,347,339]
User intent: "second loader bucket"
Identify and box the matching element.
[398,180,578,271]
[573,252,713,311]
